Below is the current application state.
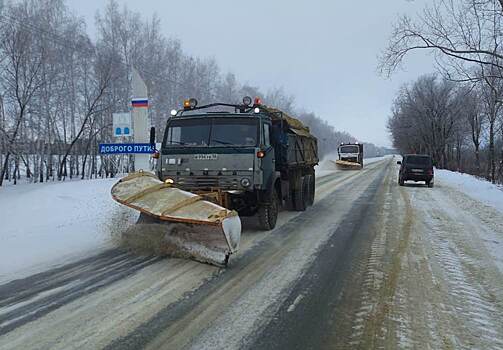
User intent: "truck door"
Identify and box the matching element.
[261,121,275,191]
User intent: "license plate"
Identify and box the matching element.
[411,169,423,173]
[194,154,217,160]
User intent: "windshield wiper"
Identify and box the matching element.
[212,139,234,146]
[166,140,187,146]
[211,139,246,151]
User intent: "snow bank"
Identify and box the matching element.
[0,178,137,283]
[436,169,503,213]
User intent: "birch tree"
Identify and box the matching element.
[0,4,44,186]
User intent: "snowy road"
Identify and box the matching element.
[1,158,503,349]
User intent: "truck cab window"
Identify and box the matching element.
[210,118,258,147]
[164,119,211,146]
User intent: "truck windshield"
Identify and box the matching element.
[339,145,359,153]
[210,119,258,146]
[164,119,211,146]
[164,117,258,147]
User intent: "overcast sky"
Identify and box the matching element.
[67,0,434,147]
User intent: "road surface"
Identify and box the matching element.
[1,158,503,349]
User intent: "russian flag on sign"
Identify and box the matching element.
[132,98,148,108]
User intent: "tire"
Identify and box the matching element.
[309,174,315,206]
[293,176,307,211]
[399,177,405,186]
[258,190,279,230]
[427,181,434,188]
[305,174,315,206]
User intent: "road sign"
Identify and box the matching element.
[113,113,132,137]
[99,143,156,155]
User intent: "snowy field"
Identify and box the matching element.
[0,178,136,283]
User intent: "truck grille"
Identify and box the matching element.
[176,176,240,190]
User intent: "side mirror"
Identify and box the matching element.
[149,127,156,145]
[397,161,401,165]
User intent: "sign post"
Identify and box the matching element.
[131,69,150,171]
[99,69,155,173]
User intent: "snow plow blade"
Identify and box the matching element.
[111,171,241,266]
[333,160,363,170]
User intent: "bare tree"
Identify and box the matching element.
[388,75,466,168]
[382,0,503,182]
[57,53,114,180]
[380,0,503,80]
[479,72,503,182]
[0,7,44,186]
[462,88,484,174]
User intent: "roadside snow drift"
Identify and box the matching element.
[0,178,136,283]
[436,169,503,213]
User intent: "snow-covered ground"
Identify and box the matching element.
[349,163,503,349]
[363,155,389,165]
[1,159,502,349]
[435,169,503,277]
[0,178,136,283]
[2,161,500,288]
[436,169,503,213]
[1,157,391,282]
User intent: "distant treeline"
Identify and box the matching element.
[0,0,387,186]
[388,74,503,184]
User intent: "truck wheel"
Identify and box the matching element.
[306,174,315,206]
[293,176,307,211]
[258,190,279,230]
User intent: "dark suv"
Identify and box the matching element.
[397,154,434,187]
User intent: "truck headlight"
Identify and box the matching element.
[240,178,251,188]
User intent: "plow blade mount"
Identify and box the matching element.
[111,172,241,266]
[333,160,363,170]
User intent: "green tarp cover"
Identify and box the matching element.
[262,106,313,136]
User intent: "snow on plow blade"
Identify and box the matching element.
[333,160,363,170]
[111,171,241,266]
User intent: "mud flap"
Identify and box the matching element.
[111,171,241,266]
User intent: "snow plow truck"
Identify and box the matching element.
[333,143,363,170]
[111,97,319,266]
